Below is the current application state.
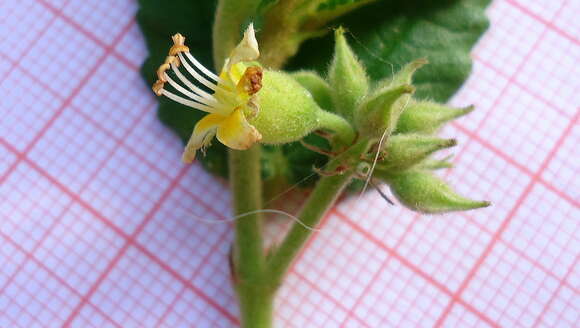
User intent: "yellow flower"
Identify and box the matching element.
[152,25,262,163]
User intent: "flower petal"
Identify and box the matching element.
[182,113,225,163]
[227,24,259,70]
[216,109,262,150]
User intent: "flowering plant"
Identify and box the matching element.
[138,0,492,326]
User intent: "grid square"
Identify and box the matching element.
[293,213,389,310]
[178,163,231,215]
[114,22,148,67]
[62,0,136,46]
[515,30,580,118]
[449,60,510,133]
[81,145,171,234]
[552,0,580,39]
[28,107,117,193]
[477,84,569,173]
[343,317,370,328]
[336,192,417,249]
[33,203,125,295]
[443,126,531,232]
[476,1,546,77]
[463,242,560,328]
[0,67,63,151]
[536,285,579,328]
[69,304,119,328]
[0,54,12,76]
[509,0,563,22]
[20,18,105,98]
[41,0,69,10]
[159,288,235,328]
[397,211,493,292]
[0,142,17,177]
[276,274,349,328]
[190,228,238,317]
[72,56,155,139]
[568,261,580,290]
[542,123,579,201]
[0,235,27,290]
[137,184,231,281]
[0,0,55,61]
[0,260,80,328]
[90,246,183,327]
[124,108,184,180]
[353,257,451,327]
[442,304,494,328]
[0,163,71,252]
[502,184,579,279]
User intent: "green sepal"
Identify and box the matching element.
[379,170,490,214]
[377,58,428,89]
[416,155,454,170]
[375,134,456,172]
[329,27,369,121]
[355,84,415,139]
[396,101,474,134]
[290,70,334,112]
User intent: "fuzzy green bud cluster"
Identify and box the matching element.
[288,28,489,214]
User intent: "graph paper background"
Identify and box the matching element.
[0,0,578,327]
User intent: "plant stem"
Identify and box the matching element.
[229,146,270,327]
[237,282,274,328]
[229,146,265,276]
[267,140,370,285]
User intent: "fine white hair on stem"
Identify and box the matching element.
[182,209,323,232]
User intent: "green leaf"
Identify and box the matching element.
[288,0,491,102]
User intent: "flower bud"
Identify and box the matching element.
[396,101,474,134]
[291,70,334,111]
[376,134,457,172]
[329,27,369,121]
[250,70,354,145]
[355,84,415,139]
[382,170,490,214]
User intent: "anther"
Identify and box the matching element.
[152,80,165,96]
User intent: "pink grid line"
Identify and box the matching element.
[1,0,579,327]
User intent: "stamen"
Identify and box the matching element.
[165,71,218,106]
[170,63,215,100]
[161,89,216,113]
[178,53,219,91]
[183,52,220,82]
